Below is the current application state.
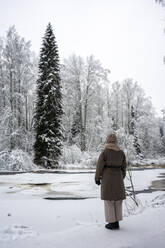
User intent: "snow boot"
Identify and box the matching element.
[105,222,116,230]
[114,221,119,229]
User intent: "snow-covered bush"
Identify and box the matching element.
[60,145,82,164]
[117,128,137,161]
[81,152,98,168]
[0,150,37,171]
[60,145,99,168]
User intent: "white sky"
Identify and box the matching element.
[0,0,165,115]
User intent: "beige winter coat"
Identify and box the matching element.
[95,145,127,201]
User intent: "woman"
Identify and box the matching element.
[95,133,126,230]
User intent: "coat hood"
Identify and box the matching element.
[104,143,120,151]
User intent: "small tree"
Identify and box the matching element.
[130,105,142,156]
[33,23,63,168]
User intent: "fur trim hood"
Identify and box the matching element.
[104,143,120,151]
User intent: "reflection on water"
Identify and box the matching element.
[151,179,165,190]
[6,182,52,194]
[157,173,165,178]
[131,172,165,195]
[151,172,165,191]
[5,181,93,200]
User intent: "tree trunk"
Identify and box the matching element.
[25,93,28,131]
[18,77,21,127]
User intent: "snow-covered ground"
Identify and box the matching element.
[0,169,165,248]
[131,157,165,167]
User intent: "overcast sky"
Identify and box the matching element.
[0,0,165,115]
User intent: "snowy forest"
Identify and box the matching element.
[0,24,165,171]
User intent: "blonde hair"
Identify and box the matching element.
[105,133,118,144]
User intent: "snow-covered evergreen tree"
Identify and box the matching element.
[33,23,63,168]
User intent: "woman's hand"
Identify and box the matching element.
[95,179,101,185]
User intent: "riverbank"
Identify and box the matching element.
[0,149,165,172]
[0,165,165,175]
[1,198,164,248]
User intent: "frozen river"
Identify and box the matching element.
[0,168,164,200]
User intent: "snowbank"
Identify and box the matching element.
[0,145,165,172]
[0,194,165,248]
[0,150,37,172]
[131,157,165,168]
[60,145,165,169]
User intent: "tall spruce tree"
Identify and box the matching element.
[33,23,63,168]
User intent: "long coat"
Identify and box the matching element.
[95,148,127,201]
